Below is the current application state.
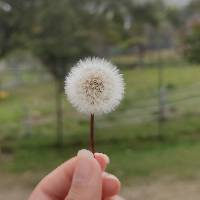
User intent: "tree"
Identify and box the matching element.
[0,0,32,58]
[30,0,97,147]
[183,0,200,63]
[186,0,200,14]
[184,19,200,63]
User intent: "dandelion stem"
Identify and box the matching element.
[90,113,95,154]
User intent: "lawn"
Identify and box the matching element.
[0,63,200,186]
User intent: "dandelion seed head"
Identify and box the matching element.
[65,57,125,115]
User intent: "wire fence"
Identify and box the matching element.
[0,51,199,138]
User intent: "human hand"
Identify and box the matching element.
[29,149,121,200]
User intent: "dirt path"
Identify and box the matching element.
[0,172,38,200]
[122,177,200,200]
[1,173,200,200]
[0,185,31,200]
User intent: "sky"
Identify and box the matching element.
[163,0,191,7]
[137,0,192,7]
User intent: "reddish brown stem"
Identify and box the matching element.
[90,113,95,154]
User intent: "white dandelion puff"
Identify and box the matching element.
[65,57,125,115]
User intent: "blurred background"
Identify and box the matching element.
[0,0,200,199]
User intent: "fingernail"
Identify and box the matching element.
[94,153,110,164]
[77,149,94,159]
[73,149,93,183]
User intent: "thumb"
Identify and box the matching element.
[66,149,102,200]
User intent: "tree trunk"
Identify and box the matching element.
[55,80,64,148]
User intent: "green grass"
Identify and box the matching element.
[112,49,183,67]
[0,63,200,185]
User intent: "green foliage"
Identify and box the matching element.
[166,7,182,27]
[0,0,174,80]
[29,0,93,80]
[184,21,200,63]
[0,0,33,57]
[186,0,200,14]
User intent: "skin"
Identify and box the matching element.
[29,149,122,200]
